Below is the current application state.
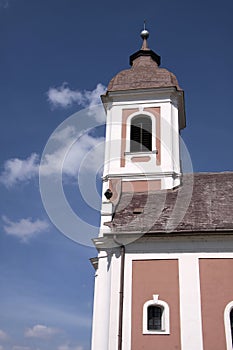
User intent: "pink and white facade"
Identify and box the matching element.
[91,28,233,350]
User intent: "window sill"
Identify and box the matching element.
[143,330,170,335]
[124,150,158,156]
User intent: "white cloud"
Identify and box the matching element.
[2,216,50,242]
[84,83,105,109]
[0,133,104,187]
[13,346,31,350]
[47,83,84,108]
[0,116,105,190]
[0,153,39,188]
[53,133,104,177]
[85,86,106,122]
[40,127,105,178]
[47,83,106,121]
[0,330,8,341]
[50,125,76,144]
[0,84,106,188]
[24,324,60,339]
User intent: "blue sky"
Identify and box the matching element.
[0,0,233,349]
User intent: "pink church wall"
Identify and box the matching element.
[131,259,181,350]
[199,258,233,350]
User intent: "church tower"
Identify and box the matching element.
[91,27,233,350]
[101,27,185,198]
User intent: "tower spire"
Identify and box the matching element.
[140,20,150,50]
[129,23,161,66]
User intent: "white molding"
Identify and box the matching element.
[124,110,157,153]
[102,171,180,181]
[103,87,181,103]
[224,301,233,350]
[142,294,170,334]
[124,252,233,260]
[120,237,233,254]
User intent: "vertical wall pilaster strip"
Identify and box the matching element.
[108,252,122,350]
[121,254,132,350]
[91,252,111,350]
[179,256,203,350]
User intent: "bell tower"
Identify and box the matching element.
[101,27,186,207]
[91,27,187,350]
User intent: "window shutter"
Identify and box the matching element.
[130,115,152,152]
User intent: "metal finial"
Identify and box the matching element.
[140,21,149,50]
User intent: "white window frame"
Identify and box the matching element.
[224,301,233,350]
[143,294,170,335]
[125,112,156,153]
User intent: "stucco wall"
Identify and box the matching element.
[131,259,181,350]
[199,258,233,350]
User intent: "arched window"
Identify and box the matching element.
[224,301,233,350]
[148,305,163,330]
[143,294,170,335]
[130,115,152,152]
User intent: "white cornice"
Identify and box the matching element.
[102,171,181,182]
[102,86,182,101]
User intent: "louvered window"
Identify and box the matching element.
[148,305,163,331]
[130,115,152,152]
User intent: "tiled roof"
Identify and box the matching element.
[110,172,233,234]
[107,55,182,92]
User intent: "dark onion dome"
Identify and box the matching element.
[106,28,182,92]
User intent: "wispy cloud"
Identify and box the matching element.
[24,324,61,339]
[83,83,106,110]
[0,153,39,188]
[0,130,104,188]
[41,130,105,178]
[58,344,83,350]
[47,83,106,110]
[0,83,106,188]
[13,346,31,350]
[1,293,92,329]
[0,329,8,340]
[0,0,9,8]
[2,216,50,242]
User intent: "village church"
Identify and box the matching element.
[90,27,233,350]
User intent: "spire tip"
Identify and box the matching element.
[140,21,149,49]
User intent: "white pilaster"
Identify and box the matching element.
[179,256,203,350]
[91,251,111,350]
[108,252,121,350]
